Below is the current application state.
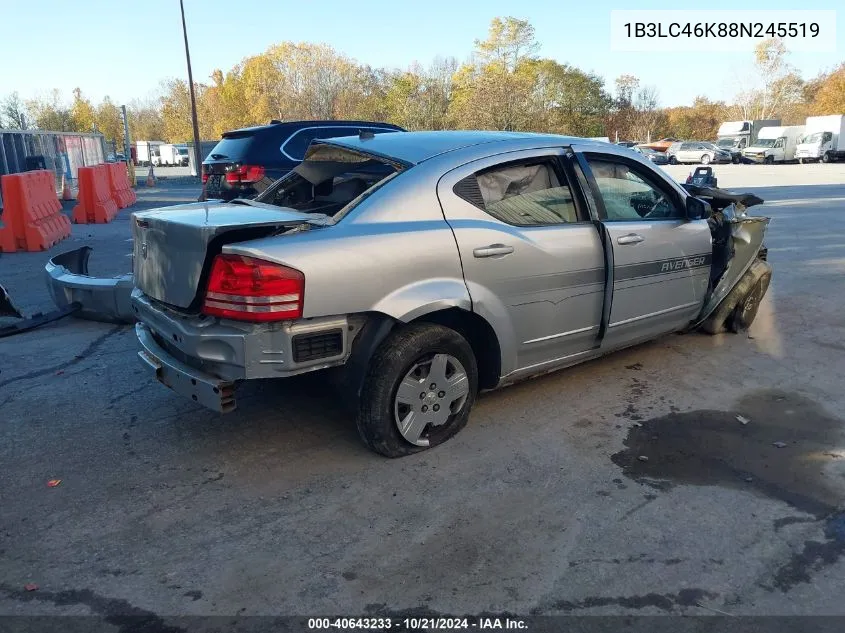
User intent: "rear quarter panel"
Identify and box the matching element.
[224,168,470,321]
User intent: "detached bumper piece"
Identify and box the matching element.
[0,293,81,339]
[0,284,22,319]
[45,246,135,324]
[136,322,237,413]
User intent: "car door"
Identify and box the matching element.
[437,148,606,374]
[573,149,712,348]
[675,142,691,163]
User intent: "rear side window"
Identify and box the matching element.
[453,159,579,226]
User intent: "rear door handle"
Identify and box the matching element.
[473,244,514,258]
[617,233,645,245]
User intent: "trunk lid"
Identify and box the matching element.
[131,201,320,310]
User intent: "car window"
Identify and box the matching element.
[586,158,684,221]
[454,159,579,226]
[680,142,692,150]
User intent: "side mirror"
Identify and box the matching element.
[686,195,711,220]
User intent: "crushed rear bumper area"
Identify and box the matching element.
[137,322,237,413]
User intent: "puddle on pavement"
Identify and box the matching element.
[612,390,845,516]
[612,389,845,592]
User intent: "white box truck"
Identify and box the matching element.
[156,144,190,166]
[135,140,165,167]
[795,115,845,163]
[715,119,781,163]
[741,125,806,163]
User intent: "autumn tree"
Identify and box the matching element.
[96,97,125,149]
[807,63,845,115]
[69,88,96,133]
[449,17,540,131]
[729,38,804,121]
[26,89,73,131]
[1,92,28,129]
[664,97,726,139]
[384,58,457,130]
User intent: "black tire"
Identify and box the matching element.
[765,155,774,165]
[701,259,773,335]
[669,155,678,165]
[701,154,711,165]
[821,152,831,163]
[357,323,478,457]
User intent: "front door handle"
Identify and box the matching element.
[617,233,645,245]
[473,244,514,258]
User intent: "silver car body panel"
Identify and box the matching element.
[123,131,771,411]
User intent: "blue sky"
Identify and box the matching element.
[2,0,842,108]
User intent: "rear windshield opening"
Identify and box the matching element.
[255,144,402,218]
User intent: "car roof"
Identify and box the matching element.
[318,130,610,165]
[224,120,404,137]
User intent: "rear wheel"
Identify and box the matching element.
[357,323,478,457]
[701,154,711,165]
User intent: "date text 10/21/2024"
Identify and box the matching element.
[307,617,528,630]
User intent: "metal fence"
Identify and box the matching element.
[0,129,106,207]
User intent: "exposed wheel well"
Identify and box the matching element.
[412,308,502,390]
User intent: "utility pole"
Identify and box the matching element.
[120,105,131,161]
[180,0,202,178]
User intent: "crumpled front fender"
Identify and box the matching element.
[45,246,136,324]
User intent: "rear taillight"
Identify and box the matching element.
[225,164,265,184]
[202,254,304,322]
[201,164,209,184]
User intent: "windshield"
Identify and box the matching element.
[254,144,401,218]
[801,132,823,144]
[754,139,777,148]
[716,138,737,148]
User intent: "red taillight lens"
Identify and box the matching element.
[201,164,209,183]
[225,164,265,184]
[202,254,304,322]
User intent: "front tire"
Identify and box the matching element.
[357,323,478,458]
[821,152,831,163]
[701,259,772,335]
[701,154,711,165]
[669,155,678,165]
[765,155,774,165]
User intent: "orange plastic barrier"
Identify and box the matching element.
[72,165,118,224]
[106,162,137,209]
[0,170,71,252]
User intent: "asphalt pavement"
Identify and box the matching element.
[1,163,844,621]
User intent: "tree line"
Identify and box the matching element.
[2,17,844,148]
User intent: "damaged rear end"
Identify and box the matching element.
[129,201,345,413]
[683,184,773,334]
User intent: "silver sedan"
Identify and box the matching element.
[128,131,772,457]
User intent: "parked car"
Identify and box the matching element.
[639,137,679,152]
[665,141,684,164]
[201,120,406,201]
[673,141,732,165]
[130,131,772,457]
[632,145,669,165]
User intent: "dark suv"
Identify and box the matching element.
[201,120,406,201]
